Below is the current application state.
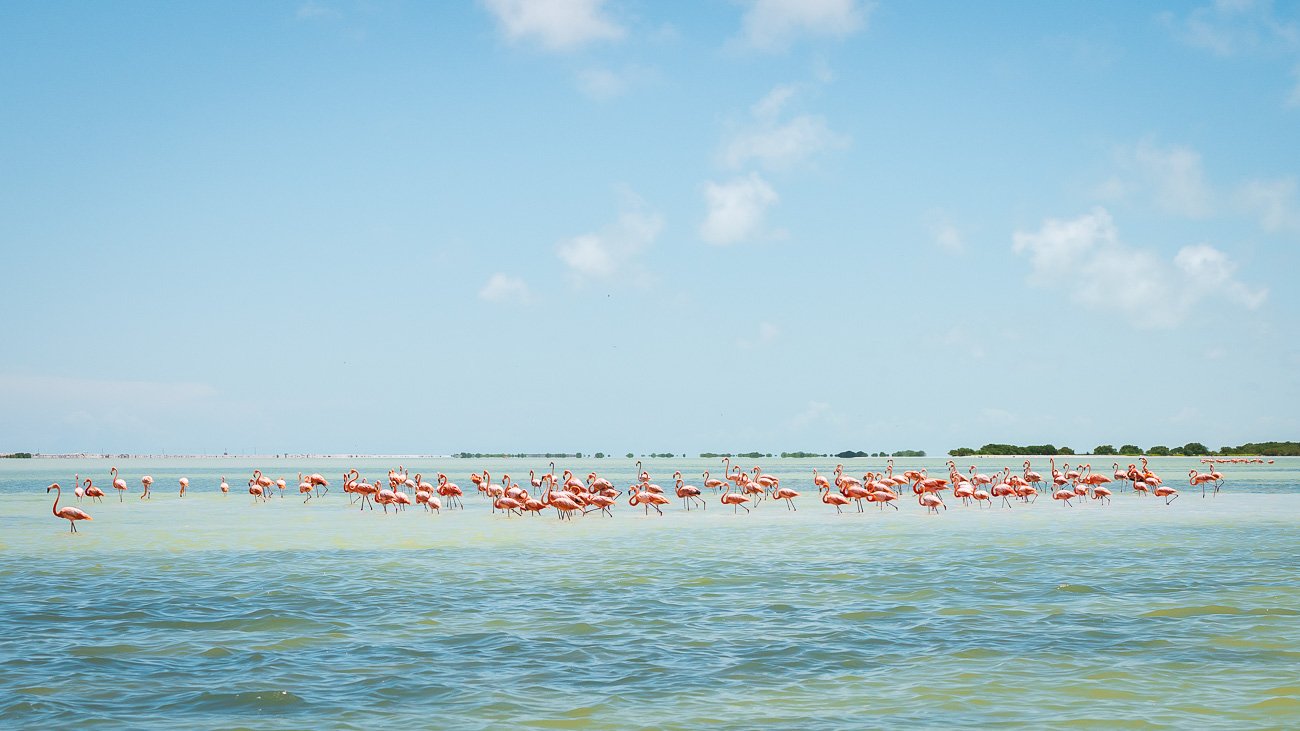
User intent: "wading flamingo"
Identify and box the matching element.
[140,475,153,500]
[84,478,105,503]
[820,484,852,514]
[110,467,128,501]
[178,477,188,497]
[720,479,750,514]
[48,483,92,532]
[220,476,230,495]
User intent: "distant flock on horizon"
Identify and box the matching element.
[41,455,1247,533]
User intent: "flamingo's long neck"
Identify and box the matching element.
[50,486,60,515]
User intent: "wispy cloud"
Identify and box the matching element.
[481,0,624,51]
[296,2,341,21]
[1160,0,1299,57]
[736,0,873,51]
[737,321,781,349]
[1236,176,1300,233]
[556,192,663,281]
[576,65,657,100]
[700,173,779,245]
[479,273,532,304]
[1099,140,1214,218]
[1012,207,1266,329]
[1100,140,1300,234]
[926,210,966,253]
[720,83,848,170]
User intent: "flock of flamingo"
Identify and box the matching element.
[43,456,1235,532]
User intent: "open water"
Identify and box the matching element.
[2,457,1298,729]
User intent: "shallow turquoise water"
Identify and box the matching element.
[2,457,1298,729]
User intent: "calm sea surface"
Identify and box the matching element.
[2,457,1298,729]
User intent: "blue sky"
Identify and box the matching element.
[3,0,1299,455]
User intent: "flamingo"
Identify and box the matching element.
[703,470,726,493]
[73,474,85,502]
[178,477,188,497]
[1023,460,1044,491]
[437,473,464,510]
[720,478,751,514]
[110,467,128,501]
[219,476,230,495]
[918,492,946,514]
[629,485,669,516]
[299,474,315,502]
[307,473,330,497]
[1052,487,1075,506]
[1154,484,1179,505]
[84,478,105,503]
[675,478,706,511]
[771,485,800,510]
[819,484,852,514]
[544,479,582,520]
[47,483,92,532]
[140,474,153,500]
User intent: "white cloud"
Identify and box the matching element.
[722,114,845,170]
[738,0,872,51]
[1161,0,1299,56]
[752,84,798,119]
[556,196,663,281]
[1130,141,1214,218]
[700,173,779,245]
[479,273,532,303]
[481,0,624,51]
[1237,176,1300,232]
[926,210,965,253]
[720,83,848,170]
[576,65,656,100]
[737,322,781,349]
[1012,207,1266,328]
[296,2,340,21]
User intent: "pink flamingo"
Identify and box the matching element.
[178,477,189,497]
[47,483,92,532]
[820,484,852,514]
[720,479,751,514]
[140,475,153,500]
[307,473,330,497]
[629,485,670,516]
[84,478,105,503]
[110,467,128,501]
[298,474,315,502]
[1154,484,1179,505]
[771,484,800,510]
[219,476,230,495]
[918,492,946,514]
[437,473,464,510]
[73,474,85,502]
[675,477,706,510]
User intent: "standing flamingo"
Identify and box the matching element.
[820,484,852,514]
[720,479,751,514]
[771,484,800,510]
[47,483,92,532]
[178,477,189,497]
[73,474,85,502]
[84,478,106,503]
[110,467,128,501]
[219,476,230,495]
[140,475,153,500]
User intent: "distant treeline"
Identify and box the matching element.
[948,441,1299,457]
[700,450,926,459]
[1,452,33,459]
[454,452,587,459]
